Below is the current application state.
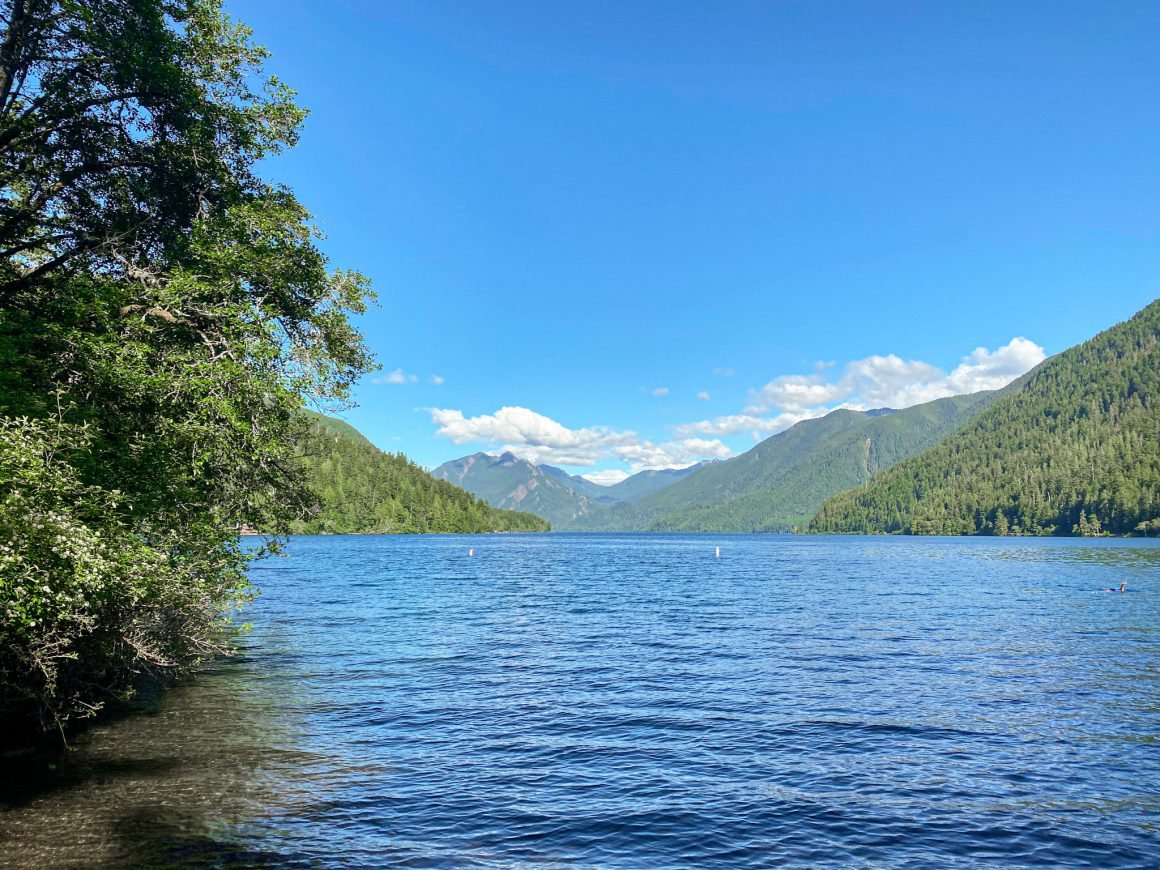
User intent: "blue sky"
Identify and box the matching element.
[231,0,1159,483]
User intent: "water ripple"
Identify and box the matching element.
[2,534,1158,868]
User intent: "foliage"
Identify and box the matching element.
[1,417,252,734]
[293,415,550,534]
[0,0,374,736]
[567,390,1009,532]
[811,301,1160,536]
[0,0,302,301]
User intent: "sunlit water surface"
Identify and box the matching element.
[2,534,1158,868]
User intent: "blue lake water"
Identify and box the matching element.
[2,534,1159,867]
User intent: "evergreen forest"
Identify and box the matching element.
[293,414,549,534]
[565,390,1010,533]
[811,300,1160,536]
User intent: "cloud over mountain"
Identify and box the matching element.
[429,406,733,471]
[427,338,1043,473]
[679,337,1045,438]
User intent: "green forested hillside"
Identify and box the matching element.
[602,463,710,503]
[563,388,1009,532]
[811,300,1160,536]
[293,415,549,534]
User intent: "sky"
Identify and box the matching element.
[230,0,1159,484]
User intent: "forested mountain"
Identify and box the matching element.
[540,464,622,503]
[604,463,712,502]
[811,300,1160,536]
[293,416,549,534]
[432,452,707,526]
[432,452,602,526]
[563,388,1014,532]
[539,462,710,503]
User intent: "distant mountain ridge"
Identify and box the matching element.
[561,385,1020,533]
[431,452,708,527]
[432,452,602,526]
[540,464,621,503]
[616,466,699,500]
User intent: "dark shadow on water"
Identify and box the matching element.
[99,807,319,869]
[0,653,306,868]
[0,753,183,811]
[0,671,185,811]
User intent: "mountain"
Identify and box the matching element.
[811,300,1160,536]
[562,387,1017,533]
[606,463,713,502]
[539,462,710,503]
[432,452,603,526]
[431,453,707,526]
[540,465,621,503]
[292,414,549,534]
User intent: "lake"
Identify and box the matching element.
[2,534,1158,867]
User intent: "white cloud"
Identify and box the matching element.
[429,405,735,472]
[675,409,826,438]
[945,337,1045,394]
[426,338,1043,477]
[697,390,711,401]
[713,367,735,377]
[582,469,631,486]
[613,437,733,470]
[374,367,419,385]
[430,374,445,385]
[431,406,619,450]
[838,355,949,409]
[676,337,1044,439]
[749,374,849,414]
[651,386,670,397]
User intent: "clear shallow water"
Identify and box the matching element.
[2,534,1159,868]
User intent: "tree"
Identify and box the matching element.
[1073,509,1103,537]
[994,510,1009,536]
[0,0,375,737]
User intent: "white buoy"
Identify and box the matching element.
[715,546,720,558]
[468,548,474,557]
